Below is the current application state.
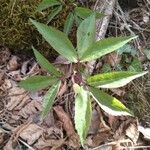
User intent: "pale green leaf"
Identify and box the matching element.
[32,47,62,77]
[75,7,104,19]
[37,0,61,12]
[77,14,96,57]
[128,58,142,72]
[87,71,148,88]
[80,36,138,62]
[144,49,150,60]
[19,76,58,91]
[42,80,61,118]
[63,13,74,35]
[30,19,78,62]
[47,5,62,23]
[89,87,132,116]
[74,84,92,146]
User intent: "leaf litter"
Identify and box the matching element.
[0,45,149,149]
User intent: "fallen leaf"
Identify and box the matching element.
[89,109,100,134]
[58,81,67,97]
[105,52,121,67]
[54,55,70,65]
[89,130,112,147]
[53,106,80,148]
[18,100,42,119]
[138,126,150,140]
[19,124,44,145]
[3,139,17,150]
[34,138,65,149]
[6,92,30,111]
[110,88,125,97]
[125,120,139,144]
[7,70,22,81]
[7,56,20,71]
[0,70,4,86]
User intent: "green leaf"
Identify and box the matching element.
[117,44,137,56]
[89,87,132,116]
[63,13,74,35]
[37,0,61,12]
[30,19,78,63]
[19,76,58,91]
[144,49,150,60]
[42,80,61,118]
[32,47,62,77]
[74,15,83,26]
[75,7,104,19]
[77,14,96,57]
[87,71,148,88]
[80,36,138,62]
[101,64,112,73]
[128,58,142,72]
[47,5,62,24]
[74,84,92,146]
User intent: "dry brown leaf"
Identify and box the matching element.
[46,127,63,139]
[125,119,139,144]
[21,60,30,75]
[105,52,121,67]
[1,79,12,91]
[113,117,138,141]
[42,111,55,127]
[0,70,4,86]
[6,92,30,111]
[8,86,25,96]
[7,56,20,71]
[57,81,67,97]
[34,138,65,150]
[19,123,44,145]
[54,56,70,65]
[53,106,80,149]
[88,130,112,147]
[89,109,100,134]
[7,70,22,81]
[53,106,75,137]
[110,88,125,97]
[18,100,42,119]
[3,139,17,150]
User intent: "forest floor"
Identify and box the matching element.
[0,0,150,149]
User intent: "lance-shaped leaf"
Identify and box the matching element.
[80,36,137,62]
[47,5,62,24]
[77,14,96,57]
[63,12,74,35]
[33,47,62,77]
[37,0,61,12]
[75,7,104,19]
[87,71,148,88]
[74,84,92,146]
[30,19,78,62]
[19,76,58,91]
[42,80,61,118]
[89,87,132,116]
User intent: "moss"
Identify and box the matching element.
[0,0,58,59]
[0,0,81,59]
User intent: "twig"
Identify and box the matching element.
[92,139,132,150]
[19,139,36,150]
[120,145,150,149]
